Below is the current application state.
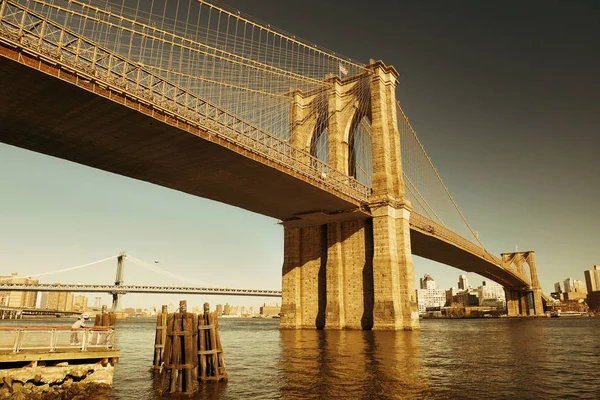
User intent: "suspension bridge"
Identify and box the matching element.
[0,0,545,330]
[0,253,282,313]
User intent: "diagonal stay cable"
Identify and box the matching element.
[397,101,486,249]
[127,255,217,288]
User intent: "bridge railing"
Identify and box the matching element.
[411,212,503,264]
[0,327,115,353]
[410,212,531,285]
[0,0,370,202]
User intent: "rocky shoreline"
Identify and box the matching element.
[0,361,114,399]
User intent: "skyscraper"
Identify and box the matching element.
[573,280,587,294]
[420,274,438,290]
[554,282,562,293]
[564,278,574,293]
[584,265,600,294]
[458,274,469,291]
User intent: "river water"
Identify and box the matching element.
[2,317,599,399]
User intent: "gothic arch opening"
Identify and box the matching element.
[348,114,373,188]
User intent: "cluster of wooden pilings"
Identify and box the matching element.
[153,301,227,396]
[93,305,116,328]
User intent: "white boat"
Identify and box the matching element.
[550,310,587,318]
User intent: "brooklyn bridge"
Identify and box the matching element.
[0,0,545,330]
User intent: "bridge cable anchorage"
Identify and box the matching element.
[0,255,119,282]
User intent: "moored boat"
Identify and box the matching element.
[550,310,587,318]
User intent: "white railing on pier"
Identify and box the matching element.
[0,327,115,353]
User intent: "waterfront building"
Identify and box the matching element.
[72,295,88,312]
[0,273,39,308]
[45,291,74,312]
[455,291,480,307]
[260,303,281,316]
[216,304,223,316]
[563,291,587,301]
[446,288,458,304]
[224,303,231,316]
[416,288,447,313]
[458,274,469,291]
[477,281,506,308]
[94,297,102,308]
[416,275,446,314]
[573,280,587,294]
[584,265,600,294]
[587,291,600,312]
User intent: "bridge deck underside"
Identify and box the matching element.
[410,229,523,288]
[0,55,362,221]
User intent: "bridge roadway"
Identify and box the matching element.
[0,284,283,297]
[0,2,531,292]
[0,306,79,316]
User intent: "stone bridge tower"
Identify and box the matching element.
[280,61,419,330]
[501,251,545,316]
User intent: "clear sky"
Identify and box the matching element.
[1,0,599,309]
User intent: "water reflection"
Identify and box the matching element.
[279,329,425,399]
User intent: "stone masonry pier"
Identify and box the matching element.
[280,61,419,330]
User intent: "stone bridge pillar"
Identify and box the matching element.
[368,61,418,330]
[281,61,418,331]
[502,251,545,316]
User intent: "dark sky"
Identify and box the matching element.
[221,0,600,288]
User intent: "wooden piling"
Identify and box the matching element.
[214,315,227,376]
[198,316,207,380]
[182,303,196,394]
[159,301,199,396]
[109,313,117,329]
[197,302,227,382]
[94,309,116,329]
[153,305,168,369]
[101,312,109,327]
[160,312,174,393]
[158,300,226,396]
